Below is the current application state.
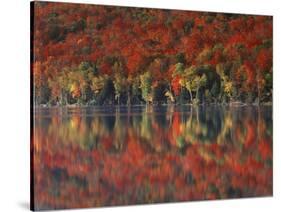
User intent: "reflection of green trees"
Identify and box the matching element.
[133,106,174,152]
[112,111,127,151]
[177,106,224,144]
[39,105,272,154]
[140,112,153,141]
[45,112,115,151]
[167,105,272,153]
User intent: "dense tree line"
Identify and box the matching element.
[32,2,273,106]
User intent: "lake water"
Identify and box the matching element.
[32,105,273,210]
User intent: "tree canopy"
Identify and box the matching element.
[32,2,273,106]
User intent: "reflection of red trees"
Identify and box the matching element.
[33,108,272,210]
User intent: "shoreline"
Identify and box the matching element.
[33,102,273,109]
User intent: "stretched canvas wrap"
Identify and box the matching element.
[31,1,273,210]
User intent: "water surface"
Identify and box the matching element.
[33,105,273,210]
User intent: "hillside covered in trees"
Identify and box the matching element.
[32,2,273,106]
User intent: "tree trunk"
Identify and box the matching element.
[63,91,68,106]
[188,88,193,103]
[196,86,200,103]
[82,89,86,103]
[257,68,261,105]
[127,90,131,106]
[60,89,63,106]
[257,86,261,105]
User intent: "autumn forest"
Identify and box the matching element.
[31,2,273,210]
[32,2,273,106]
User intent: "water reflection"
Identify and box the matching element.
[33,105,272,210]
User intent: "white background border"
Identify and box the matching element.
[0,0,279,211]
